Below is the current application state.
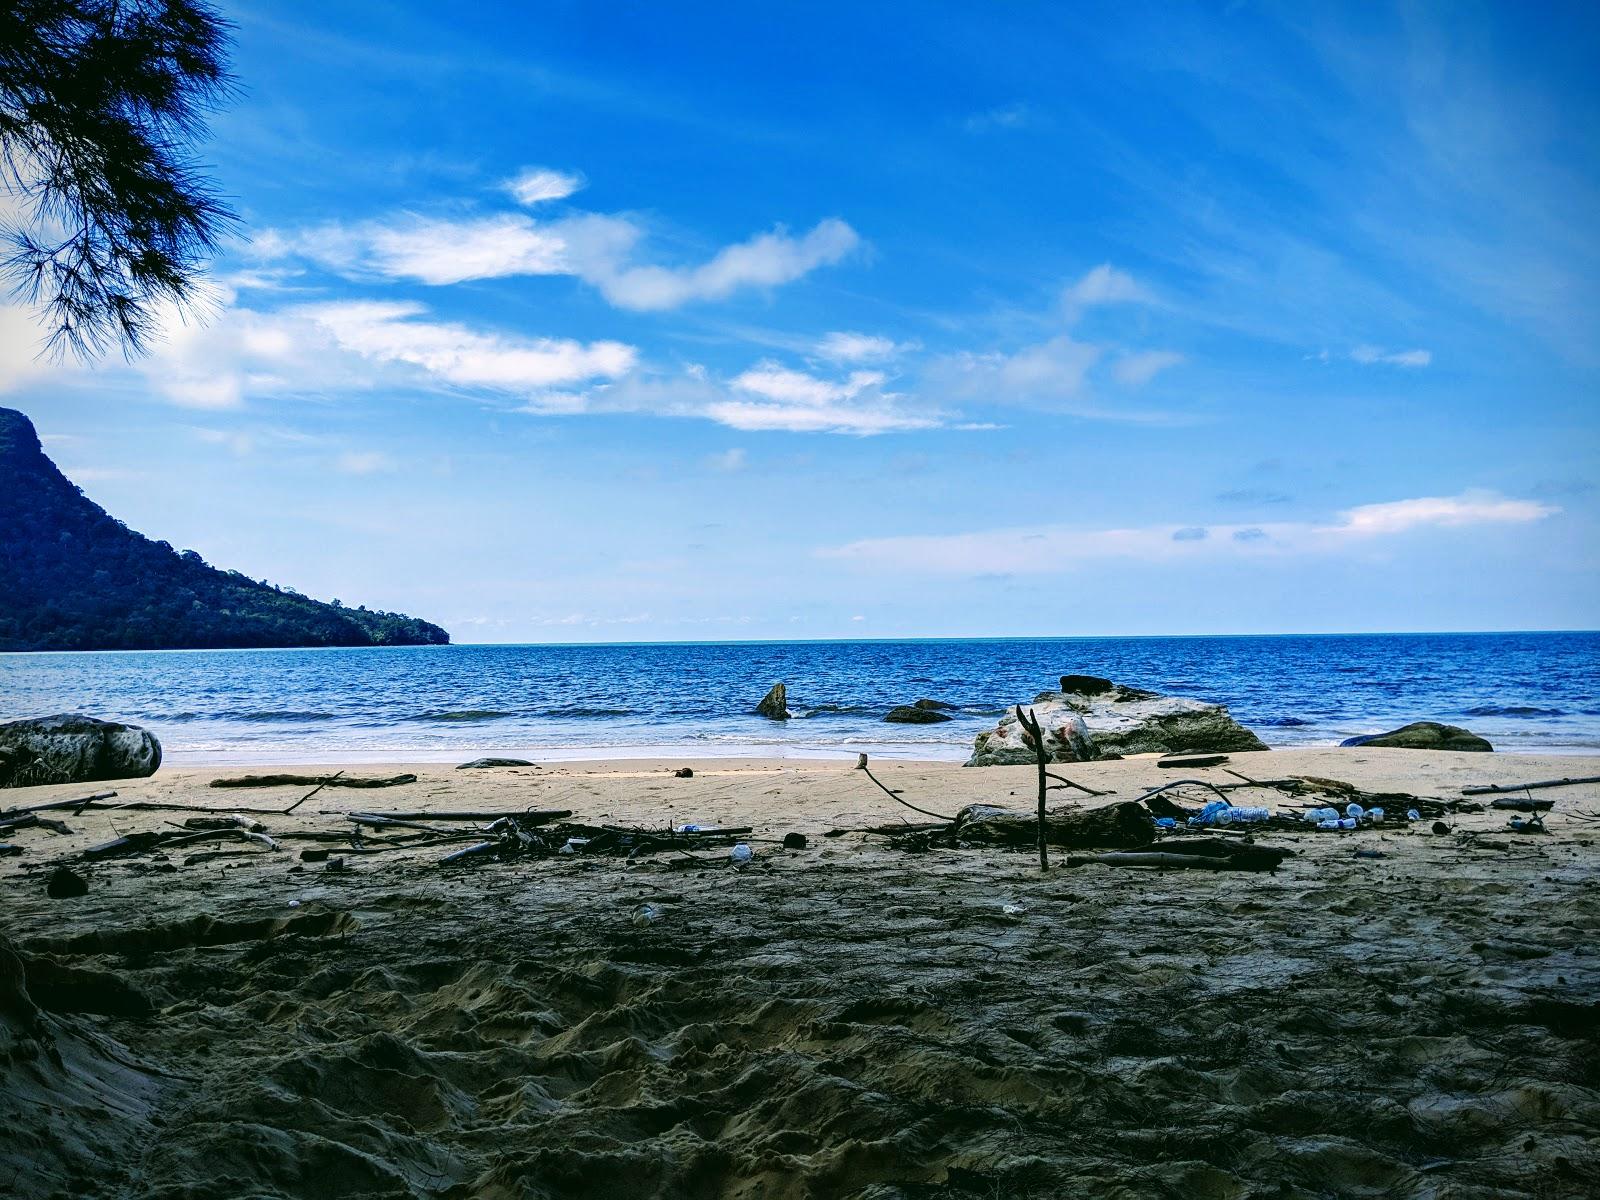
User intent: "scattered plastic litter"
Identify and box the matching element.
[730,843,753,865]
[1002,902,1027,916]
[1407,808,1421,821]
[1154,816,1177,829]
[631,902,662,925]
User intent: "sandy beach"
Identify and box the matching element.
[4,748,1599,1199]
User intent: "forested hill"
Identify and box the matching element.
[0,407,450,651]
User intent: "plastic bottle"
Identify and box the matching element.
[1190,800,1233,827]
[1367,806,1385,822]
[631,903,661,925]
[675,823,702,833]
[1228,806,1271,823]
[1338,817,1357,830]
[1317,818,1341,830]
[730,843,753,865]
[1154,816,1177,829]
[1406,808,1421,822]
[1345,803,1365,820]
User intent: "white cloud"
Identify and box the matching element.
[1350,344,1432,367]
[705,447,748,471]
[0,303,61,393]
[336,450,397,475]
[586,219,860,311]
[297,300,637,391]
[260,201,859,311]
[814,330,906,362]
[504,166,585,205]
[1063,264,1152,313]
[929,334,1101,406]
[711,361,935,434]
[964,102,1035,132]
[1329,491,1556,535]
[1113,349,1185,386]
[822,491,1558,574]
[366,214,570,284]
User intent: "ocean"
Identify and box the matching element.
[1,632,1596,764]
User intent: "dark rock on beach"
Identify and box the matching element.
[756,683,790,720]
[1341,721,1493,752]
[456,758,535,770]
[0,715,162,789]
[884,705,953,724]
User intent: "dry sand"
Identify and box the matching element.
[3,748,1598,1199]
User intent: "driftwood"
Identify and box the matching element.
[1463,776,1600,796]
[888,801,1156,854]
[0,813,72,835]
[1065,851,1278,872]
[209,774,417,789]
[338,808,572,823]
[1044,771,1109,797]
[0,790,117,816]
[1015,705,1050,871]
[284,771,344,814]
[1158,754,1229,769]
[1490,797,1555,813]
[854,754,957,822]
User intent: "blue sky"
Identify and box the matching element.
[4,0,1597,640]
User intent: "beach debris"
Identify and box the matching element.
[210,773,417,789]
[45,867,88,898]
[855,753,959,822]
[782,832,808,850]
[341,808,572,823]
[1463,775,1600,796]
[1016,705,1053,871]
[1507,814,1548,835]
[1158,753,1229,769]
[0,714,162,788]
[0,789,116,818]
[438,816,753,867]
[674,767,694,778]
[457,757,535,769]
[0,843,22,857]
[631,902,662,925]
[1064,838,1294,872]
[755,683,790,720]
[1489,797,1555,812]
[730,843,754,865]
[1353,848,1386,859]
[0,812,73,836]
[1339,721,1492,752]
[882,801,1156,855]
[283,771,344,814]
[1432,821,1452,835]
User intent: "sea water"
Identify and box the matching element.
[1,632,1595,764]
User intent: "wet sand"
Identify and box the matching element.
[4,749,1599,1198]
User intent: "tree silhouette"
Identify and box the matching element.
[0,0,237,358]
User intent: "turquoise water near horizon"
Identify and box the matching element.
[1,632,1596,764]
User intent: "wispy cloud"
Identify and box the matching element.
[710,362,935,435]
[1063,263,1152,314]
[336,450,397,475]
[964,102,1036,133]
[503,165,585,205]
[813,330,910,363]
[258,181,861,311]
[822,490,1559,574]
[1349,344,1431,368]
[1113,349,1185,386]
[298,300,637,390]
[705,447,747,471]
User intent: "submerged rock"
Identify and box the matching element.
[0,715,161,789]
[1341,722,1493,752]
[966,681,1267,766]
[884,704,953,724]
[756,683,790,720]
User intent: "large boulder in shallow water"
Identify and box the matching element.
[0,714,161,788]
[966,682,1267,766]
[884,704,952,724]
[1341,721,1492,752]
[756,683,790,720]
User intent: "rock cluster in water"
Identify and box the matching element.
[884,700,954,724]
[966,675,1268,766]
[0,714,162,788]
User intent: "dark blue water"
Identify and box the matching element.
[2,633,1596,763]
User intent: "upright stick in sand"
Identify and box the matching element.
[1015,706,1050,872]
